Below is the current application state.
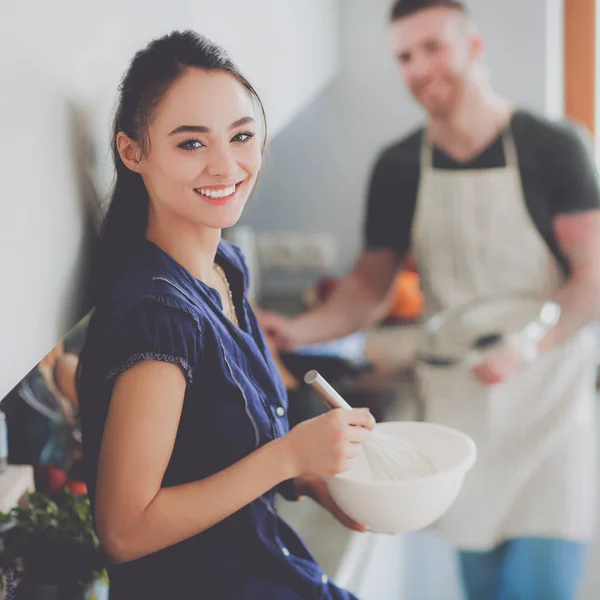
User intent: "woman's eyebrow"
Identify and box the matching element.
[168,116,255,136]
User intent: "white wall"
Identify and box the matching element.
[243,0,564,288]
[0,0,339,400]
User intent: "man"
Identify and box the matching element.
[259,1,600,598]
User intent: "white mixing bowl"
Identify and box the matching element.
[325,421,477,535]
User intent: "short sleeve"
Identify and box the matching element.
[543,120,600,215]
[363,148,419,259]
[105,299,201,385]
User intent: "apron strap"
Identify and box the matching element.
[420,129,433,170]
[501,124,519,169]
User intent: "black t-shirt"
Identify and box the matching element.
[364,109,600,275]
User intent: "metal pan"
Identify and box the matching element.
[416,293,560,369]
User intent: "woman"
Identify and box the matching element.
[76,30,374,599]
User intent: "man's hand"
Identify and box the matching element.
[255,309,300,350]
[294,476,367,533]
[471,344,526,385]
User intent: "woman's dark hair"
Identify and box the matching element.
[390,0,467,22]
[91,30,266,303]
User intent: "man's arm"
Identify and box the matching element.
[539,121,600,351]
[259,248,400,348]
[475,120,600,384]
[290,248,400,344]
[538,209,600,352]
[258,141,419,350]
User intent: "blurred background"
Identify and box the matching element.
[0,0,597,598]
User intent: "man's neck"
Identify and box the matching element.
[427,84,513,162]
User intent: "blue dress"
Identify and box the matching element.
[77,239,358,600]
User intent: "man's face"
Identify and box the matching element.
[389,7,479,118]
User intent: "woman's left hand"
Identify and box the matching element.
[294,476,367,533]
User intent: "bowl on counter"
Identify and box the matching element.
[325,421,477,535]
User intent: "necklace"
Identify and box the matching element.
[213,263,239,327]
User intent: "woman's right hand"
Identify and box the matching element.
[283,408,376,479]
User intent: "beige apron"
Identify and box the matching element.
[411,125,598,551]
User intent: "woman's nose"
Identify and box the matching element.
[206,144,237,179]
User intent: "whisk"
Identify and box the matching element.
[304,370,436,482]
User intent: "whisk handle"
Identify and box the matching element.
[304,370,353,411]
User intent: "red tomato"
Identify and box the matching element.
[68,481,88,496]
[46,467,69,493]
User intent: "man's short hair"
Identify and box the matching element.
[390,0,468,22]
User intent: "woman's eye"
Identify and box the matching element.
[178,139,204,151]
[232,131,256,143]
